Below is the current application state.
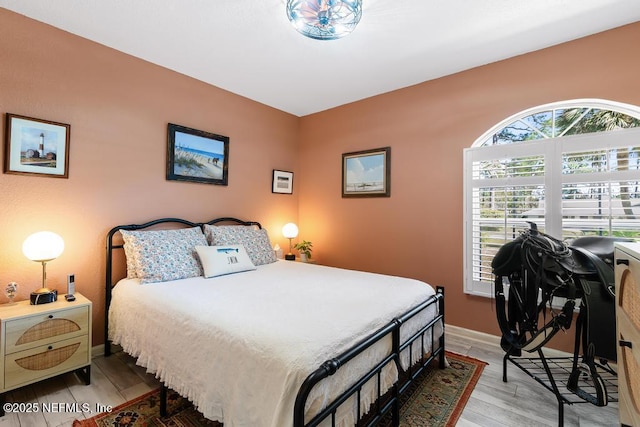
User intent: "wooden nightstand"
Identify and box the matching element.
[0,293,92,415]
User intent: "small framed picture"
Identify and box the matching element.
[167,123,229,185]
[272,169,294,194]
[342,147,391,198]
[4,113,71,178]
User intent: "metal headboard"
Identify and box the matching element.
[104,217,261,355]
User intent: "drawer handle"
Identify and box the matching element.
[48,314,54,319]
[47,346,53,350]
[620,340,633,349]
[616,259,629,266]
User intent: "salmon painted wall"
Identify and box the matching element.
[0,9,299,345]
[298,22,640,352]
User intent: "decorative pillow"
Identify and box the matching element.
[122,238,139,278]
[195,245,256,278]
[204,225,277,266]
[120,227,208,284]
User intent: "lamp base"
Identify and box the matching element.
[285,253,296,261]
[30,288,57,305]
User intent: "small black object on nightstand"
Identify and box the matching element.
[65,294,76,302]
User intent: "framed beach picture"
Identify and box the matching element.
[167,123,229,185]
[342,147,391,198]
[272,169,293,194]
[4,113,70,178]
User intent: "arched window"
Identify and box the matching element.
[464,99,640,297]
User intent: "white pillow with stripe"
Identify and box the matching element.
[195,245,256,278]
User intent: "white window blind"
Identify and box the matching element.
[560,143,640,241]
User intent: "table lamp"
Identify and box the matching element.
[22,231,64,305]
[282,223,299,261]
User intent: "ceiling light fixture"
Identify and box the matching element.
[286,0,362,41]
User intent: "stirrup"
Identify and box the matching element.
[567,360,608,406]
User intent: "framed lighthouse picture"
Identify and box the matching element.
[4,113,70,178]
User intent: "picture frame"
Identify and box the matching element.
[4,113,71,178]
[167,123,229,185]
[272,169,294,194]
[342,147,391,198]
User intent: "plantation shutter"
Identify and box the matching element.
[464,141,548,296]
[559,132,640,240]
[464,127,640,298]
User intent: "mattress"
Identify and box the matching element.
[108,260,440,426]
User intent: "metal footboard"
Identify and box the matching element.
[294,286,445,427]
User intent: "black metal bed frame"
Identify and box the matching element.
[104,217,445,426]
[294,292,445,427]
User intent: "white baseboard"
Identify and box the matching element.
[445,323,501,346]
[445,324,580,358]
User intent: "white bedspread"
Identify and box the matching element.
[109,260,439,427]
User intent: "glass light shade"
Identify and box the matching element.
[282,223,299,239]
[286,0,362,40]
[22,231,65,262]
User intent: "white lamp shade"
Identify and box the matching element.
[22,231,65,262]
[282,223,299,239]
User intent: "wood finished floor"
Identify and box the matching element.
[0,328,618,427]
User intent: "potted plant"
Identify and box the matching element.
[294,240,313,262]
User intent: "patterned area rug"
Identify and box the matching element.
[395,352,486,426]
[72,351,486,427]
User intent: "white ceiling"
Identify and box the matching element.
[2,0,640,116]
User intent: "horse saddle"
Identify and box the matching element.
[566,236,634,362]
[570,236,629,266]
[559,236,635,297]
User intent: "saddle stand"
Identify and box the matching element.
[493,224,627,426]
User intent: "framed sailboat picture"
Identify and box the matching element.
[342,147,390,198]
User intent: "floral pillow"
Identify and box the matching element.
[204,225,277,266]
[122,237,140,279]
[120,227,208,284]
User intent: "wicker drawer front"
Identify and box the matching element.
[4,306,89,355]
[4,335,89,389]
